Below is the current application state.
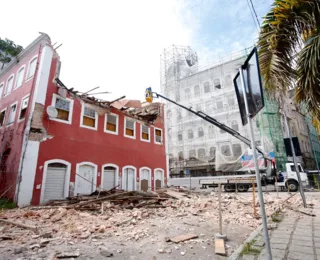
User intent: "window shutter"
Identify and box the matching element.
[84,107,95,118]
[155,129,162,143]
[107,114,117,124]
[142,125,149,133]
[22,97,29,109]
[55,98,70,111]
[126,119,134,130]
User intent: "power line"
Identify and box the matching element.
[246,0,260,33]
[249,0,261,27]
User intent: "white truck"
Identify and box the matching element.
[199,162,308,192]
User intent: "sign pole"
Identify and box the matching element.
[283,113,307,207]
[239,67,272,260]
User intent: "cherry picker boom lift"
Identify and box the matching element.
[145,88,271,161]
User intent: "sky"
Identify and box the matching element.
[1,0,273,101]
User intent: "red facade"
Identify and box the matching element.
[0,34,167,206]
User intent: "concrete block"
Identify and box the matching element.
[315,242,320,249]
[241,255,256,260]
[270,238,290,245]
[253,241,265,247]
[292,235,313,242]
[271,233,291,240]
[270,243,287,250]
[289,244,314,254]
[287,251,314,260]
[268,249,286,259]
[291,238,313,247]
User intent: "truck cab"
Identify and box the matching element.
[278,163,309,192]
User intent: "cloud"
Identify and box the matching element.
[1,0,192,101]
[1,0,273,101]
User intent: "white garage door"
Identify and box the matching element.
[123,168,135,191]
[77,164,95,195]
[43,163,67,203]
[103,167,116,190]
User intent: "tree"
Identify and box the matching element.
[258,0,320,118]
[0,38,23,70]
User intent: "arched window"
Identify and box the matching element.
[122,166,137,191]
[224,75,232,85]
[140,167,151,192]
[185,88,190,99]
[208,125,215,138]
[194,85,200,96]
[189,149,196,159]
[198,127,204,137]
[166,109,172,119]
[188,129,194,139]
[101,164,119,190]
[231,121,239,131]
[178,151,184,161]
[232,144,242,157]
[178,131,183,141]
[221,145,231,156]
[214,78,221,89]
[209,147,216,158]
[198,148,206,159]
[204,81,211,93]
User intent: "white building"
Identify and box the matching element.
[160,46,261,178]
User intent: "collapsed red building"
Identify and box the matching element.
[0,34,167,206]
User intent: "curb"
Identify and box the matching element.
[228,225,263,260]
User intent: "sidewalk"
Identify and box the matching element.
[239,205,320,260]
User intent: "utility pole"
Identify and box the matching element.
[283,112,307,208]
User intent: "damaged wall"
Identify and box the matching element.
[28,103,53,142]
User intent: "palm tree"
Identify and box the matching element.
[258,0,320,118]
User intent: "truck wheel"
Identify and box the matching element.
[237,184,247,192]
[224,184,233,192]
[286,180,299,192]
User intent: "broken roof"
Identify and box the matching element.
[55,78,161,124]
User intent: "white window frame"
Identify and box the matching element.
[80,104,98,130]
[104,113,119,135]
[124,117,136,139]
[154,168,165,190]
[40,159,71,204]
[75,162,98,195]
[18,94,30,122]
[139,167,152,191]
[122,165,137,191]
[4,74,15,96]
[7,101,18,126]
[26,55,38,82]
[153,127,163,145]
[14,65,26,90]
[50,93,74,124]
[154,127,163,145]
[140,123,151,142]
[0,82,4,99]
[0,107,7,128]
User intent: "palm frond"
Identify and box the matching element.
[258,0,320,93]
[295,33,320,117]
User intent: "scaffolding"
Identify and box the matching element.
[161,45,320,179]
[258,95,287,171]
[161,45,265,178]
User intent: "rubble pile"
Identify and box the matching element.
[0,189,319,258]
